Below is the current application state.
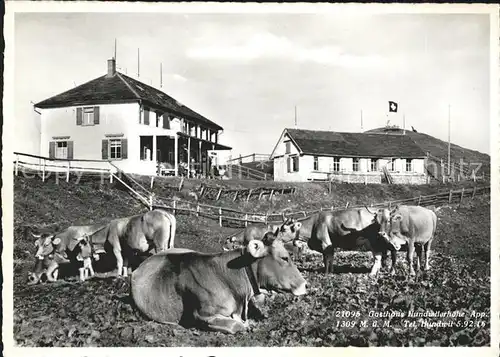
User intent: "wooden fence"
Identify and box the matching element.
[13,152,114,182]
[150,185,490,228]
[198,184,296,202]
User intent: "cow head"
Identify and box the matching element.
[75,236,94,261]
[27,232,62,285]
[247,239,307,296]
[378,211,407,251]
[33,232,61,260]
[270,219,302,244]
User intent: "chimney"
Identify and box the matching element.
[106,58,116,77]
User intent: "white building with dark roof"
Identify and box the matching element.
[34,58,231,176]
[270,128,429,184]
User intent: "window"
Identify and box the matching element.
[388,158,397,171]
[49,140,73,159]
[287,155,299,173]
[353,158,360,172]
[405,159,413,172]
[285,141,291,154]
[313,156,319,171]
[370,158,378,172]
[332,157,340,172]
[77,107,99,126]
[83,108,94,125]
[55,141,68,159]
[110,139,122,159]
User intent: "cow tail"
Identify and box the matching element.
[168,212,176,249]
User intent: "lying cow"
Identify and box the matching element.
[222,219,304,258]
[295,208,397,276]
[131,239,307,334]
[378,205,437,276]
[27,224,108,284]
[27,232,71,284]
[105,209,176,277]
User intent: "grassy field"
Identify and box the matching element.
[12,174,491,347]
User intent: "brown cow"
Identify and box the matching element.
[131,239,307,334]
[293,208,397,276]
[378,205,437,276]
[27,225,106,284]
[104,209,176,277]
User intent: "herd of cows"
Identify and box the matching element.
[26,204,437,334]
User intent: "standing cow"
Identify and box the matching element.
[295,208,397,276]
[105,209,176,277]
[378,205,437,276]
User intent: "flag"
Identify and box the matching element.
[389,101,398,113]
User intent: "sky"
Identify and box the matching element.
[13,10,492,161]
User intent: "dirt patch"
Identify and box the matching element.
[12,175,491,346]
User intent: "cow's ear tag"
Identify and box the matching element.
[52,237,61,245]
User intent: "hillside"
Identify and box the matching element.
[13,174,491,347]
[365,127,490,178]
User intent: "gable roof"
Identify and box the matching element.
[281,128,426,158]
[35,72,223,130]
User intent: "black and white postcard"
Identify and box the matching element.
[2,2,499,356]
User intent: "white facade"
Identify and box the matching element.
[39,103,189,175]
[271,131,427,184]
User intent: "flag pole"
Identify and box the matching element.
[447,104,451,175]
[294,105,297,129]
[360,109,363,131]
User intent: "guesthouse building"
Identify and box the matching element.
[270,128,429,184]
[34,58,231,176]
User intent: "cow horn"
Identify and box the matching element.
[247,239,268,258]
[365,206,376,215]
[31,232,42,239]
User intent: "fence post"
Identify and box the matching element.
[245,214,248,227]
[173,200,177,215]
[459,187,465,205]
[149,194,153,211]
[66,161,70,182]
[417,195,421,206]
[15,154,19,176]
[109,171,113,183]
[329,180,332,195]
[345,202,349,209]
[448,189,453,203]
[196,204,200,217]
[42,159,46,182]
[269,189,274,201]
[247,189,253,202]
[472,186,477,200]
[219,207,222,227]
[264,173,267,180]
[179,177,185,191]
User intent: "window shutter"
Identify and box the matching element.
[162,115,169,129]
[67,141,74,160]
[286,157,290,173]
[144,108,150,125]
[102,139,108,160]
[295,156,299,171]
[76,108,83,125]
[121,139,128,159]
[93,106,100,125]
[49,141,56,159]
